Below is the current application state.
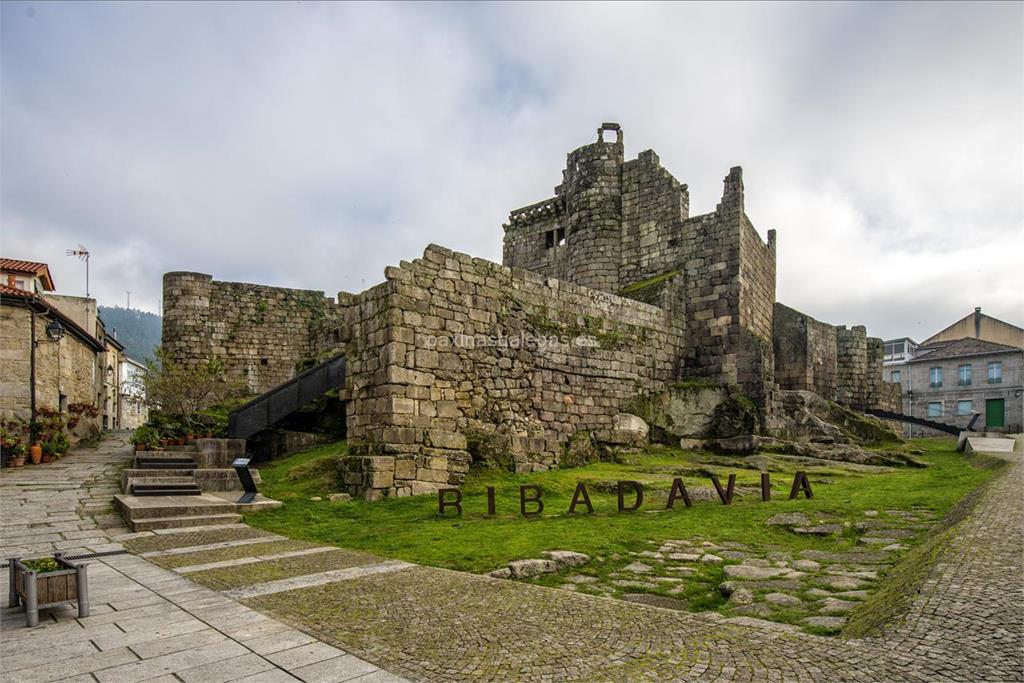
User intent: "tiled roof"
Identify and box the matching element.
[911,337,1021,362]
[0,283,34,299]
[0,258,55,290]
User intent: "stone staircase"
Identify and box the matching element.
[115,439,280,531]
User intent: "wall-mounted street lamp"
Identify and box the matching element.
[45,320,65,342]
[106,365,114,379]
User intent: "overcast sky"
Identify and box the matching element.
[2,1,1021,340]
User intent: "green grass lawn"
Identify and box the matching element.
[246,438,999,574]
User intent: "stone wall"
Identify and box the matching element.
[336,244,684,499]
[675,168,776,404]
[502,131,778,407]
[774,308,893,412]
[836,326,869,410]
[162,272,340,395]
[619,149,689,286]
[0,304,102,436]
[773,303,838,401]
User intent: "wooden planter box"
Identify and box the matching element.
[8,553,89,627]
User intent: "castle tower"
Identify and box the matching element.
[561,123,625,292]
[161,271,214,370]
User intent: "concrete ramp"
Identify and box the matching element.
[965,436,1016,455]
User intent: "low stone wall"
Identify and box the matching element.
[339,244,685,499]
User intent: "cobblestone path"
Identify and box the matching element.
[240,438,1024,681]
[0,434,405,682]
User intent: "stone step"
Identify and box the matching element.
[129,512,244,531]
[136,456,198,470]
[136,444,200,454]
[132,482,204,496]
[114,496,239,520]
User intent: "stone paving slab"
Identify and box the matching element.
[224,561,417,600]
[147,539,322,569]
[185,548,390,591]
[177,546,337,573]
[123,525,279,554]
[0,434,407,683]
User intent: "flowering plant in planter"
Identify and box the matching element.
[9,553,90,626]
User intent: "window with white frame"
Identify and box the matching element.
[930,367,943,388]
[958,364,972,386]
[988,361,1002,384]
[927,402,942,417]
[957,400,973,416]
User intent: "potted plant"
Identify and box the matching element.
[7,443,26,467]
[8,553,90,627]
[130,425,159,452]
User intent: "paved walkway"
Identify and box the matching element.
[0,434,404,683]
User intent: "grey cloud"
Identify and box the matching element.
[1,1,1020,341]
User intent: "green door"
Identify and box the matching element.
[985,398,1005,428]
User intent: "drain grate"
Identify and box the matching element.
[0,549,129,569]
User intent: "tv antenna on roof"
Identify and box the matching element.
[66,245,90,297]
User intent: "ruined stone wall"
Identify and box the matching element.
[674,168,775,404]
[162,272,339,395]
[501,197,564,281]
[836,326,869,410]
[773,303,838,401]
[619,149,688,287]
[338,244,684,499]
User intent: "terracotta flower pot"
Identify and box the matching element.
[8,455,25,468]
[175,438,185,446]
[41,453,52,464]
[29,444,42,465]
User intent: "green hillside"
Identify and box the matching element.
[98,306,162,362]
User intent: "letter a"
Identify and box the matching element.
[520,485,544,516]
[666,478,692,509]
[710,474,737,505]
[568,482,594,514]
[789,471,813,499]
[438,488,462,516]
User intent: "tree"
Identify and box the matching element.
[141,348,247,430]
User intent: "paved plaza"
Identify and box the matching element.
[2,434,1022,681]
[0,434,404,683]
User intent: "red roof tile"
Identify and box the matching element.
[0,258,55,290]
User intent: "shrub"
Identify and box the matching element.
[141,349,247,432]
[22,557,61,573]
[130,424,160,449]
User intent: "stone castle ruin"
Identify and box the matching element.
[163,124,900,499]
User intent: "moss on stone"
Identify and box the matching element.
[619,269,681,296]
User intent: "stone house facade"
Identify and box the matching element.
[905,338,1023,436]
[163,124,898,498]
[0,284,105,437]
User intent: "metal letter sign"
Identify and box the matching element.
[233,458,258,504]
